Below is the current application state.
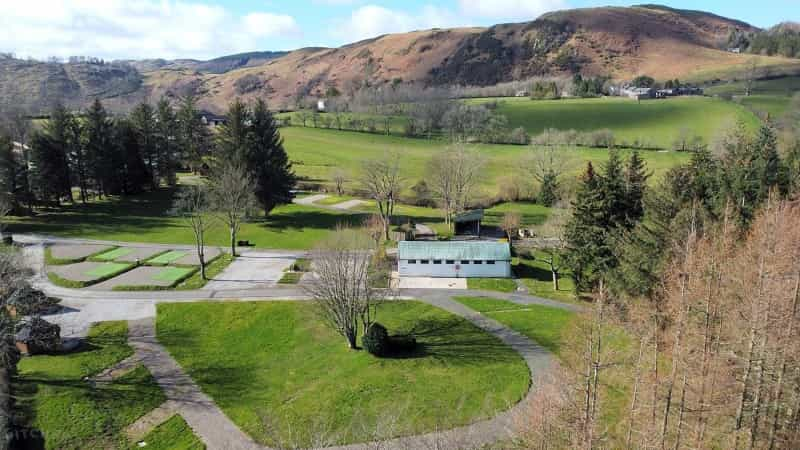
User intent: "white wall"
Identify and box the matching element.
[398,259,511,278]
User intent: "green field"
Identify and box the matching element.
[17,322,165,450]
[132,415,205,450]
[467,278,518,293]
[467,96,760,149]
[154,266,196,282]
[705,76,800,119]
[148,250,189,265]
[282,127,691,197]
[86,262,133,278]
[93,247,133,261]
[156,301,529,446]
[514,251,577,303]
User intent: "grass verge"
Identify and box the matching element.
[130,415,205,450]
[277,272,303,284]
[467,278,518,293]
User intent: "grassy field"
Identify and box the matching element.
[467,278,518,293]
[282,127,691,196]
[156,301,529,447]
[467,96,760,149]
[704,76,800,119]
[16,322,165,450]
[514,251,577,303]
[8,187,360,250]
[132,415,205,450]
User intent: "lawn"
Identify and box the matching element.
[484,202,553,227]
[467,278,518,293]
[147,250,189,265]
[282,126,691,197]
[16,322,165,450]
[467,96,759,149]
[156,301,529,447]
[86,262,133,278]
[131,415,205,450]
[93,247,133,261]
[8,187,361,250]
[154,266,196,283]
[453,297,574,354]
[704,76,800,119]
[513,251,576,303]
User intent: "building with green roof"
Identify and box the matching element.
[398,241,511,278]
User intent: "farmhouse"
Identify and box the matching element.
[198,110,227,127]
[398,241,512,278]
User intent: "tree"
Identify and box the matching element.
[248,99,296,215]
[331,169,347,196]
[111,118,151,195]
[29,104,74,205]
[215,99,251,163]
[361,153,402,240]
[537,208,570,291]
[564,163,607,293]
[530,146,567,207]
[427,146,484,231]
[209,161,257,257]
[624,150,650,225]
[130,102,158,189]
[155,97,178,186]
[305,229,386,349]
[176,95,209,174]
[0,195,10,238]
[500,211,521,242]
[170,186,213,280]
[83,99,114,198]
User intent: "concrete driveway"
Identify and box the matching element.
[396,276,468,290]
[202,250,297,290]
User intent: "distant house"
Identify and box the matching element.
[398,241,512,278]
[728,47,742,54]
[624,87,655,100]
[454,209,484,236]
[198,110,227,127]
[317,99,327,112]
[515,90,529,97]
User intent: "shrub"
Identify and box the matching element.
[363,323,389,356]
[509,127,530,145]
[391,335,418,353]
[18,317,61,355]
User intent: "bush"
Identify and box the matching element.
[391,335,417,353]
[363,323,389,356]
[19,317,61,355]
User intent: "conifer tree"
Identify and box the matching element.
[623,150,650,225]
[215,99,251,163]
[176,95,209,173]
[130,102,158,189]
[249,99,295,214]
[155,97,178,186]
[112,118,151,195]
[29,104,74,205]
[564,163,608,293]
[83,99,114,198]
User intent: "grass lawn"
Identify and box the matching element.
[156,301,529,447]
[176,253,234,290]
[467,278,518,293]
[147,250,189,265]
[92,247,134,261]
[8,187,361,250]
[282,127,691,196]
[277,271,303,284]
[513,252,576,303]
[453,297,574,354]
[467,96,760,149]
[131,415,205,450]
[154,267,197,283]
[704,76,800,119]
[86,262,134,278]
[16,322,165,450]
[484,202,553,227]
[313,194,357,205]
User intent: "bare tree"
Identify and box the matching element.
[171,186,213,280]
[536,208,570,291]
[331,169,347,196]
[500,211,521,242]
[363,214,384,250]
[428,146,484,231]
[305,228,386,349]
[744,59,759,97]
[360,153,402,240]
[210,161,257,257]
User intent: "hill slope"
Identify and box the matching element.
[3,4,799,114]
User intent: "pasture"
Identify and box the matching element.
[704,75,800,119]
[467,96,759,149]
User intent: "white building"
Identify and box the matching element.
[398,241,512,278]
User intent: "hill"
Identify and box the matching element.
[3,4,800,114]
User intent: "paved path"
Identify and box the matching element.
[204,250,299,290]
[293,194,329,205]
[330,199,365,210]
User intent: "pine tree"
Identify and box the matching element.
[752,122,783,200]
[564,163,608,293]
[623,150,650,226]
[29,104,74,205]
[112,119,151,195]
[215,99,251,164]
[155,97,178,186]
[176,95,209,173]
[599,149,628,230]
[538,170,559,207]
[83,99,114,198]
[0,135,23,210]
[249,99,296,214]
[130,102,158,189]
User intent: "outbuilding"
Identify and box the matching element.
[398,241,512,278]
[454,209,484,236]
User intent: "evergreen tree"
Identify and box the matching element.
[176,95,209,173]
[130,102,158,189]
[249,99,296,214]
[83,99,114,198]
[564,163,608,293]
[538,170,559,207]
[155,97,178,186]
[215,99,251,164]
[623,150,650,225]
[112,119,151,195]
[752,122,783,200]
[0,135,24,210]
[29,105,74,205]
[599,149,628,230]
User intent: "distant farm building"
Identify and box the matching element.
[398,241,512,278]
[454,209,484,236]
[515,90,529,97]
[317,99,327,112]
[198,111,227,127]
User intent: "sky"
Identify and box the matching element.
[0,0,796,61]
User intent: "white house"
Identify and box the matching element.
[398,241,512,278]
[317,99,327,112]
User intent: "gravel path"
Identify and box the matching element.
[330,199,365,210]
[204,250,297,290]
[292,194,329,205]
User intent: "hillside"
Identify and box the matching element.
[3,4,799,114]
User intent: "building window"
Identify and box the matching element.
[408,260,417,264]
[433,260,442,264]
[460,260,470,264]
[473,260,483,264]
[487,260,496,265]
[420,260,429,264]
[446,260,455,264]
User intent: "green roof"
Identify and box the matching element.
[454,209,484,223]
[399,241,511,261]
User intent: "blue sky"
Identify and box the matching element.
[0,1,796,61]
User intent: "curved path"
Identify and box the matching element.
[17,235,580,450]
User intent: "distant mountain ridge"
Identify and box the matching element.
[1,4,798,114]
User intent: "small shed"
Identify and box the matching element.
[398,241,512,278]
[454,209,484,236]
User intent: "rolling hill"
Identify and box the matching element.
[2,4,799,114]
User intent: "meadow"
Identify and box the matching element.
[467,96,760,149]
[704,75,800,119]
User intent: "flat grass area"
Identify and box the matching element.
[86,262,133,278]
[176,253,234,290]
[313,194,356,205]
[132,415,205,450]
[277,271,303,284]
[467,278,518,293]
[282,127,691,196]
[514,252,576,303]
[156,301,529,447]
[8,188,360,250]
[704,76,800,119]
[93,247,133,261]
[16,322,165,450]
[147,250,189,265]
[154,266,196,283]
[453,297,574,354]
[467,96,760,149]
[484,202,553,227]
